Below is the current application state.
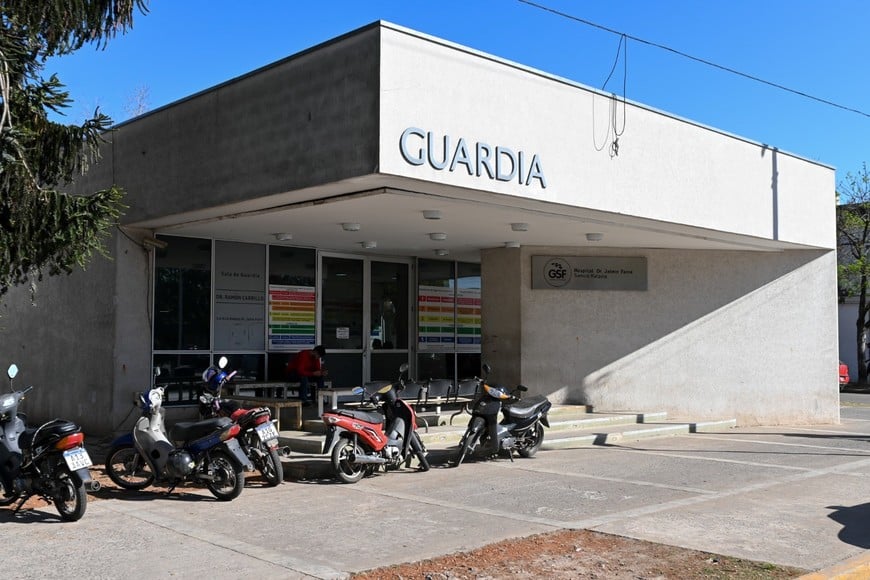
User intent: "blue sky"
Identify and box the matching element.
[46,0,870,183]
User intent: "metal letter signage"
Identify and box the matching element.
[399,127,547,189]
[531,256,647,291]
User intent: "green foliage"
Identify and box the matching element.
[0,0,148,296]
[837,163,870,298]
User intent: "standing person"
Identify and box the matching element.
[286,345,326,405]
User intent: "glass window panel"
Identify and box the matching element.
[214,353,265,383]
[153,353,211,405]
[321,352,362,390]
[214,241,266,350]
[456,261,482,351]
[370,261,409,350]
[458,353,482,380]
[417,352,455,382]
[153,236,211,351]
[321,257,364,350]
[370,353,409,382]
[268,246,317,351]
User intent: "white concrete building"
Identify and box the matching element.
[0,21,839,434]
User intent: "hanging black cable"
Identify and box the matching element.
[518,0,870,119]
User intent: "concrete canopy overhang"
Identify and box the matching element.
[127,173,818,262]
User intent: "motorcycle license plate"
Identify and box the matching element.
[63,447,93,471]
[255,422,279,443]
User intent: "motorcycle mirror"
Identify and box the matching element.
[399,362,409,374]
[7,364,18,380]
[153,366,161,377]
[352,386,365,395]
[517,385,528,392]
[218,356,229,369]
[482,363,491,376]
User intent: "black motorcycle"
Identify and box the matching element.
[0,363,100,521]
[454,364,551,466]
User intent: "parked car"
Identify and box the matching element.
[839,361,850,391]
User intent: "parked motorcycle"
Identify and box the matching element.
[0,363,99,521]
[453,364,551,466]
[105,367,253,500]
[322,363,429,483]
[199,357,287,486]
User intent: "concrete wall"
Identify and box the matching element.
[0,234,119,433]
[73,25,383,223]
[482,246,840,426]
[378,24,834,249]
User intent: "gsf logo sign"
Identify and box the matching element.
[543,258,571,288]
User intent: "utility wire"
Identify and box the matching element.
[518,0,870,119]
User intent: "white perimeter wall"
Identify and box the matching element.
[483,246,840,426]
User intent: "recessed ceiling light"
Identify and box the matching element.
[586,233,604,242]
[274,233,293,241]
[341,222,361,232]
[510,222,529,232]
[429,232,447,241]
[434,249,449,256]
[504,241,520,248]
[422,210,442,220]
[360,241,377,249]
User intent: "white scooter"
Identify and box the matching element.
[104,367,253,501]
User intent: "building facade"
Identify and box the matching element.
[0,22,838,434]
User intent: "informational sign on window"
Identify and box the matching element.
[268,284,316,350]
[531,256,647,291]
[214,242,266,350]
[418,285,455,350]
[456,288,481,349]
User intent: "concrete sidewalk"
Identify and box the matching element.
[4,402,870,579]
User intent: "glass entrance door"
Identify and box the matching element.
[319,253,411,388]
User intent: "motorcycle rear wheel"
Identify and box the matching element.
[53,468,87,522]
[331,437,365,484]
[206,450,245,501]
[105,445,155,490]
[254,439,284,486]
[518,422,544,458]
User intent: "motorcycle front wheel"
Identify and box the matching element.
[206,450,245,501]
[410,432,430,471]
[454,429,481,467]
[53,467,87,522]
[518,422,545,458]
[331,437,365,484]
[105,445,155,490]
[253,439,284,486]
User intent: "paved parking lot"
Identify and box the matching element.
[4,396,870,579]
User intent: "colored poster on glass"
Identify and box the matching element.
[418,285,455,350]
[456,287,481,349]
[268,285,316,350]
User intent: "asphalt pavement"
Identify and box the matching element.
[5,395,870,579]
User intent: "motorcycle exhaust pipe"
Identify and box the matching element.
[85,480,101,493]
[350,454,387,465]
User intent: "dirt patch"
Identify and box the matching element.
[350,529,808,580]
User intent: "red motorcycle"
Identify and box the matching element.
[322,363,429,483]
[200,358,288,486]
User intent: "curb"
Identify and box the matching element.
[798,551,870,579]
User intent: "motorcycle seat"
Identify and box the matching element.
[335,408,384,425]
[170,417,233,441]
[506,395,551,420]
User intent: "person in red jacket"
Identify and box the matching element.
[286,345,326,405]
